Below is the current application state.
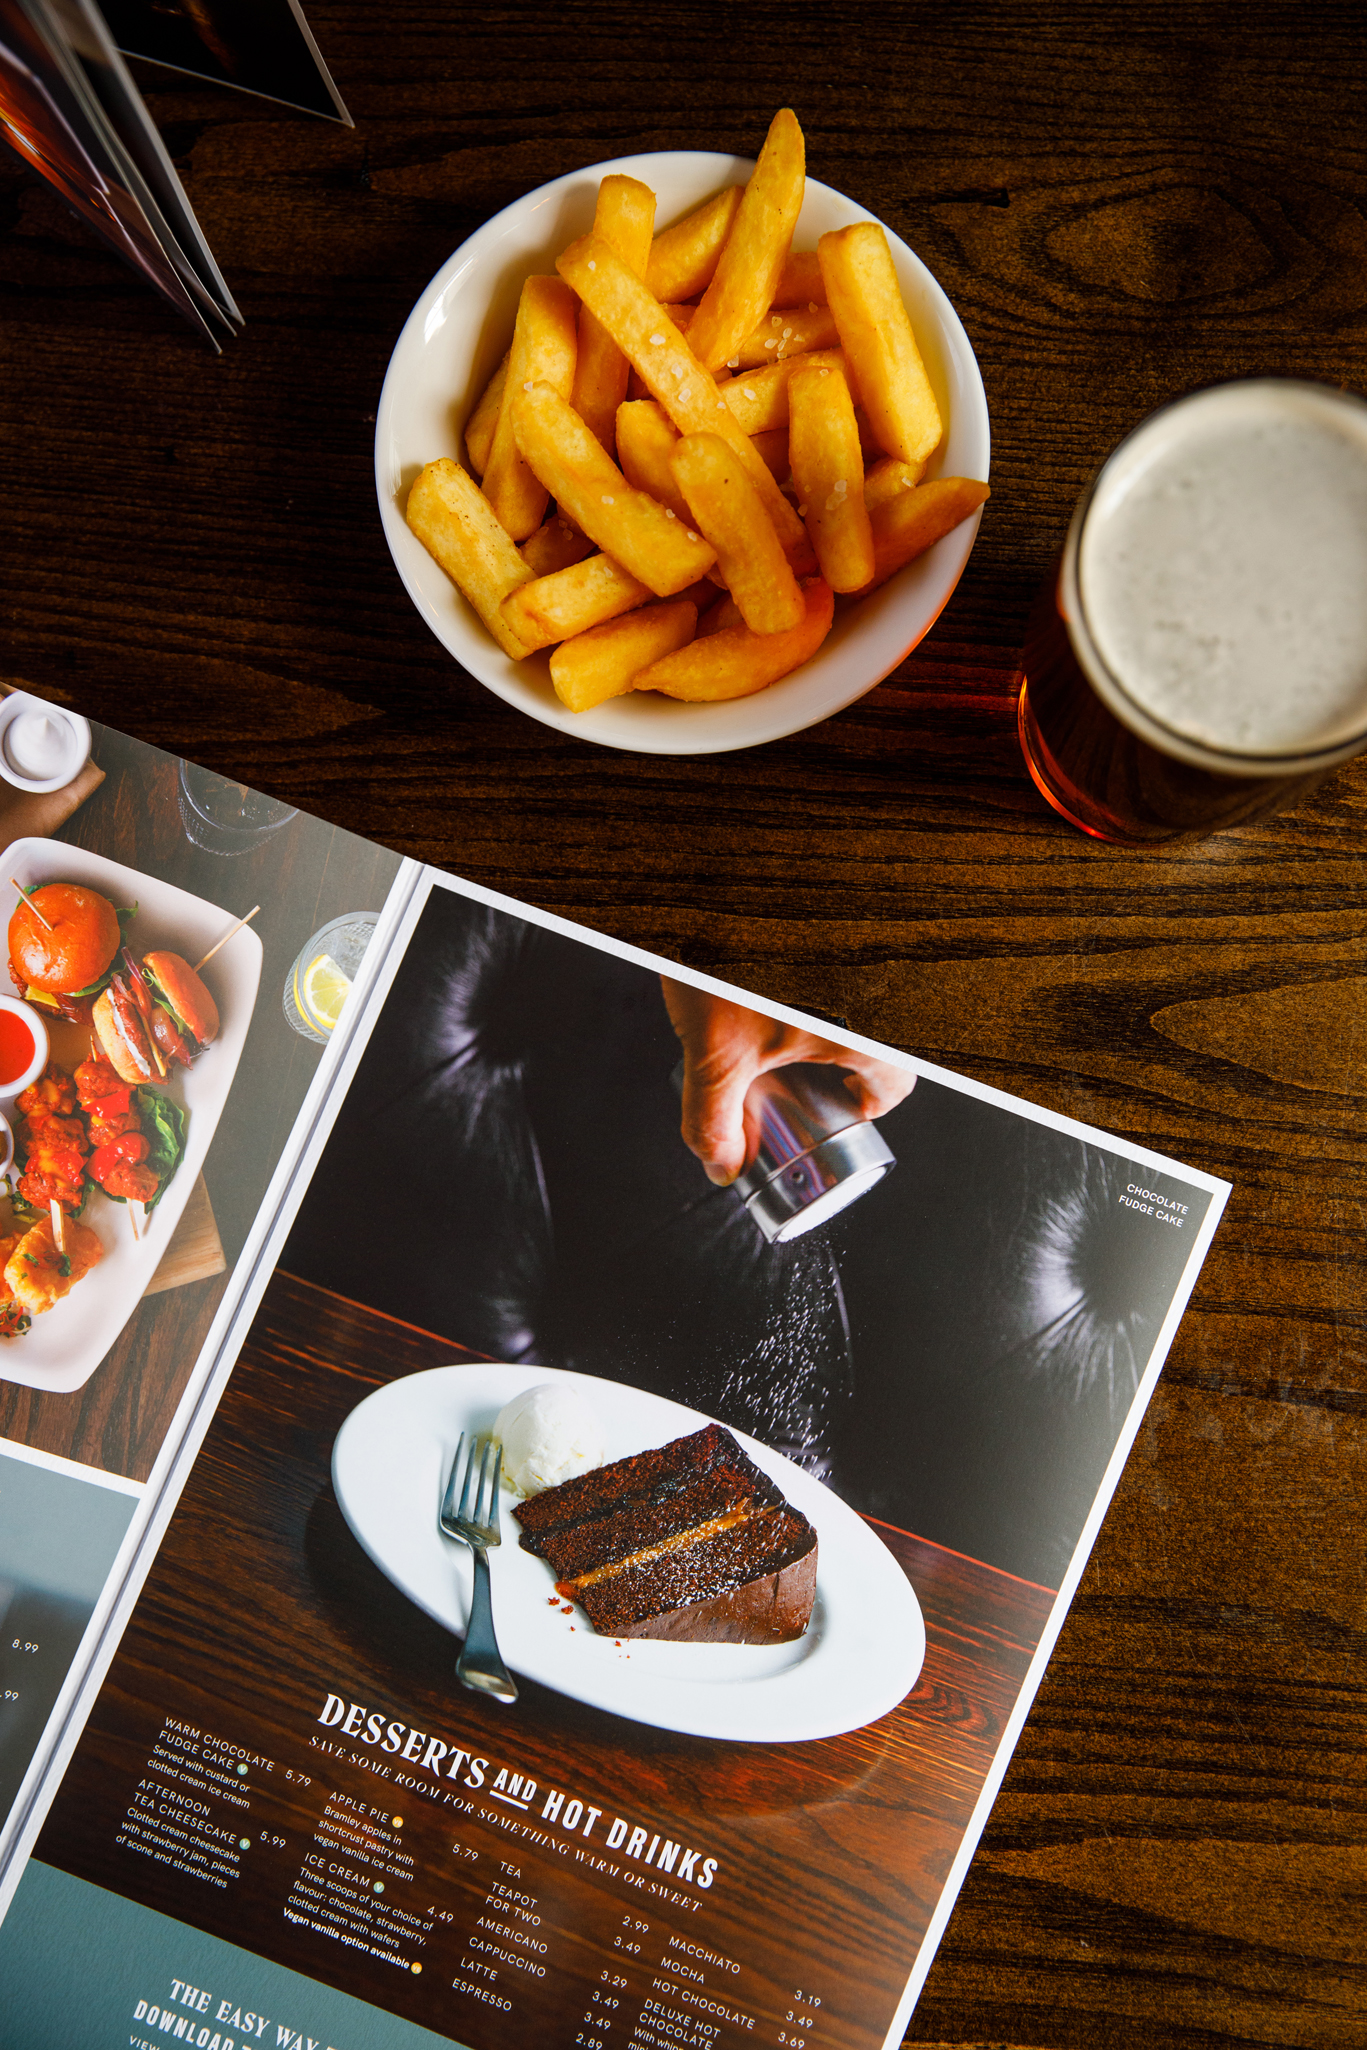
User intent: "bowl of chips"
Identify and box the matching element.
[375,138,990,755]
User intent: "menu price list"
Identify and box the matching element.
[0,1593,95,1818]
[90,1705,849,2050]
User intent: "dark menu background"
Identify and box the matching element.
[32,1270,1052,2050]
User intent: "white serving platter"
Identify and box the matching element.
[333,1362,925,1745]
[0,839,262,1392]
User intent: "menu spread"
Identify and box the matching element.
[0,706,1230,2050]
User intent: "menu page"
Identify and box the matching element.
[0,870,1229,2048]
[0,716,404,1868]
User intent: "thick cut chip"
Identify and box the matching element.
[788,363,875,593]
[557,233,807,556]
[636,577,834,701]
[751,427,789,480]
[698,593,744,634]
[732,304,840,370]
[772,249,826,308]
[671,433,804,634]
[483,276,579,540]
[674,575,726,610]
[616,400,692,523]
[720,349,846,434]
[818,224,942,466]
[687,108,806,373]
[500,551,652,652]
[571,174,657,451]
[465,350,509,476]
[406,459,537,659]
[550,599,698,711]
[521,513,595,576]
[855,407,885,460]
[513,381,716,595]
[646,186,743,302]
[862,454,928,511]
[853,476,990,593]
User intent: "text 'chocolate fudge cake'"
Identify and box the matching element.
[513,1422,818,1644]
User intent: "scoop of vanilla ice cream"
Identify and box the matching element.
[495,1382,607,1497]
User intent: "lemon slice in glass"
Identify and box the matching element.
[296,951,352,1035]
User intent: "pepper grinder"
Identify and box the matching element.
[675,1060,896,1243]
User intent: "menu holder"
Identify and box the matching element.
[0,0,350,344]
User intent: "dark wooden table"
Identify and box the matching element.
[4,5,1366,2044]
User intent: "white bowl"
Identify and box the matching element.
[375,151,991,756]
[0,991,50,1103]
[0,692,92,793]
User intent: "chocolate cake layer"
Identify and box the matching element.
[530,1451,785,1583]
[569,1503,817,1641]
[609,1546,818,1645]
[514,1424,818,1646]
[514,1422,737,1548]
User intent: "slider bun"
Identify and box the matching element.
[142,951,219,1047]
[9,883,120,994]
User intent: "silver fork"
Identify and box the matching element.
[438,1433,518,1703]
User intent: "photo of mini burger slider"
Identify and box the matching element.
[0,881,221,1338]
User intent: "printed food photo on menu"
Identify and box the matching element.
[0,699,403,1863]
[9,873,1225,2050]
[0,711,401,1470]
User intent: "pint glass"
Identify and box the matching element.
[1017,380,1367,844]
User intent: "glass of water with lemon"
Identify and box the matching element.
[283,913,378,1045]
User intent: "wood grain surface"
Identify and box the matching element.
[35,1270,1053,2050]
[3,3,1367,2043]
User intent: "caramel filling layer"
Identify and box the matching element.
[561,1506,756,1592]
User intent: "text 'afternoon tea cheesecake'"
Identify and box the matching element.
[513,1422,817,1644]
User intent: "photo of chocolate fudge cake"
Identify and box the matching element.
[513,1422,818,1644]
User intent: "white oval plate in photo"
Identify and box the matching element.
[333,1362,924,1744]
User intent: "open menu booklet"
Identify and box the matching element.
[0,709,1229,2050]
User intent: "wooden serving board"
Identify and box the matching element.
[143,1173,225,1297]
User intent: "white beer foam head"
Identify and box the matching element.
[1078,380,1367,758]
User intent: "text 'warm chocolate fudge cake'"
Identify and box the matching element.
[513,1422,818,1644]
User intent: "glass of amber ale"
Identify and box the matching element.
[1018,379,1367,843]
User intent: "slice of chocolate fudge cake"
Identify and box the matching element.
[513,1424,817,1644]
